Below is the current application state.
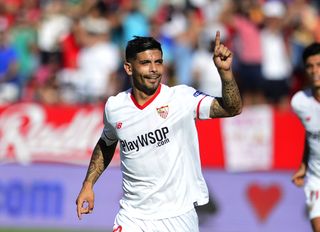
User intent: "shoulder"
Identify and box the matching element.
[291,89,312,111]
[170,84,197,94]
[105,89,131,111]
[170,84,214,100]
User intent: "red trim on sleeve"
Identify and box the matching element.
[130,84,162,110]
[196,96,207,119]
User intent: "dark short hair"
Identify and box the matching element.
[303,42,320,64]
[125,36,162,61]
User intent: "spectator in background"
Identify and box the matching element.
[219,0,265,105]
[20,0,41,26]
[0,0,20,28]
[139,0,162,19]
[10,9,38,97]
[59,17,81,70]
[191,29,222,97]
[78,16,121,102]
[190,0,228,97]
[149,9,176,86]
[291,42,320,232]
[170,4,204,86]
[37,0,72,66]
[0,0,318,108]
[120,0,150,47]
[57,16,122,104]
[31,53,61,104]
[0,24,20,104]
[286,0,320,94]
[260,1,293,110]
[287,0,319,71]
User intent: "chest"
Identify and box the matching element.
[109,96,193,142]
[299,101,320,132]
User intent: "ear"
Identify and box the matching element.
[124,62,132,76]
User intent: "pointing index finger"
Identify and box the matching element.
[215,31,220,49]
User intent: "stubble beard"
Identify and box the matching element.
[133,75,161,96]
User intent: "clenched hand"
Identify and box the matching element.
[76,182,95,220]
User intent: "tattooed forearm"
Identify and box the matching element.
[83,139,117,186]
[210,77,242,118]
[84,143,106,185]
[221,78,242,115]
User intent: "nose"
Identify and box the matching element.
[311,66,320,76]
[150,62,157,72]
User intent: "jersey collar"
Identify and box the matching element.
[130,84,162,110]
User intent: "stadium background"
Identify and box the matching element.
[0,0,320,231]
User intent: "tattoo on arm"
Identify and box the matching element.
[210,78,242,118]
[302,135,310,167]
[84,142,106,185]
[84,139,117,185]
[222,78,242,113]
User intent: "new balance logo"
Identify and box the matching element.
[116,122,122,129]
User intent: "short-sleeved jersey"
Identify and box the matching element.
[101,84,214,220]
[291,89,320,187]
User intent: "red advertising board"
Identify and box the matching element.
[0,103,304,170]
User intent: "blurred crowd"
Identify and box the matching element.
[0,0,320,108]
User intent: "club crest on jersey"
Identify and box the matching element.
[156,105,169,119]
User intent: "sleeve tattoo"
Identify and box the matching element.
[84,139,117,184]
[210,78,242,118]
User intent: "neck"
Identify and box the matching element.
[131,84,161,107]
[133,89,153,105]
[313,87,320,102]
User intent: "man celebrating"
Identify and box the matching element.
[291,42,320,232]
[76,31,242,232]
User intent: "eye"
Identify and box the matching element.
[140,60,150,65]
[156,59,163,64]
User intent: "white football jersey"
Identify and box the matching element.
[291,89,320,187]
[101,84,214,219]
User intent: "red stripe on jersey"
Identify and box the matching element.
[196,96,207,119]
[130,84,162,110]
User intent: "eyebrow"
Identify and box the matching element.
[138,58,163,63]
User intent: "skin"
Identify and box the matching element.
[123,31,242,116]
[304,54,320,101]
[76,139,117,219]
[291,53,320,232]
[210,31,242,118]
[75,31,242,220]
[123,49,164,105]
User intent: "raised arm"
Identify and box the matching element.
[76,138,117,219]
[210,31,242,118]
